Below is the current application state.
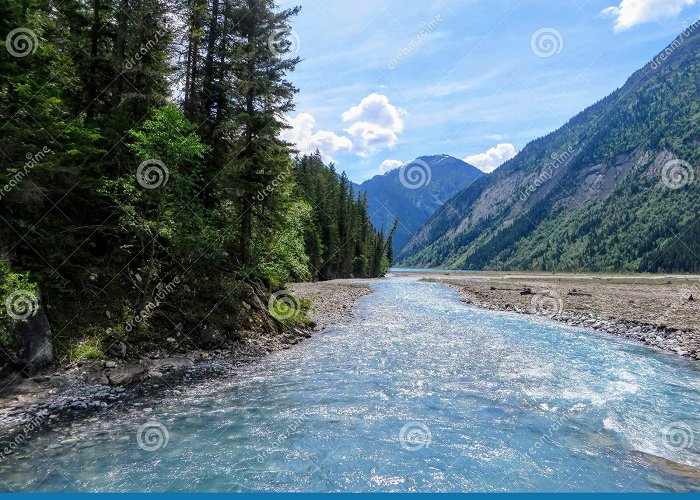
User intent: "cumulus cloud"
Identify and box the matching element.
[602,0,696,31]
[464,143,517,173]
[341,94,405,157]
[280,112,353,161]
[379,159,403,173]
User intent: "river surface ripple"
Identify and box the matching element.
[1,277,699,492]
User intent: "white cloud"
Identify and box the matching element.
[379,159,403,173]
[280,112,353,161]
[342,94,405,157]
[602,0,696,31]
[464,143,517,173]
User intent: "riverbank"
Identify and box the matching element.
[0,280,373,453]
[290,281,372,330]
[404,271,700,360]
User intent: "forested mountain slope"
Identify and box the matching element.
[355,155,483,252]
[400,22,700,273]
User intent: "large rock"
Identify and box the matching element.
[199,325,224,348]
[15,309,53,375]
[107,363,148,385]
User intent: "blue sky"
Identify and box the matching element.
[277,0,700,183]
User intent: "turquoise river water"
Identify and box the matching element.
[1,276,699,492]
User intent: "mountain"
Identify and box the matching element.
[399,22,700,273]
[354,155,483,253]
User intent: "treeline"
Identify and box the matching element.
[293,152,391,280]
[0,0,388,364]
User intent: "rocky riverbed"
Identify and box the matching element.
[411,271,700,361]
[0,280,373,455]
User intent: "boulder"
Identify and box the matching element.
[15,309,53,375]
[107,364,148,385]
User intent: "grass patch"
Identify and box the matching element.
[269,294,312,327]
[69,337,104,360]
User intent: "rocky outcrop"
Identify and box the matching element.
[14,309,53,375]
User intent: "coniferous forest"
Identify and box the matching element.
[0,0,390,367]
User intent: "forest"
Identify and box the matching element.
[0,0,391,369]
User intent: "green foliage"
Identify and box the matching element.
[0,0,387,365]
[69,337,104,361]
[0,260,38,349]
[268,295,312,327]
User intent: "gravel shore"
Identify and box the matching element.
[290,280,372,330]
[409,271,700,361]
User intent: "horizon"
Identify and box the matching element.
[278,0,700,184]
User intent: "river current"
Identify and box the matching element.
[1,277,699,492]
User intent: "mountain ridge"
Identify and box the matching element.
[354,154,484,252]
[398,21,700,272]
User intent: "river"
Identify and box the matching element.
[1,277,699,492]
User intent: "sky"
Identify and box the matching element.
[277,0,700,183]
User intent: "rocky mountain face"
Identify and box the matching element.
[354,155,483,253]
[400,22,700,273]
